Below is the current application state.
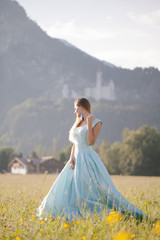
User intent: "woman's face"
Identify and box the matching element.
[74,104,82,117]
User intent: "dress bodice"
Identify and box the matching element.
[69,118,102,155]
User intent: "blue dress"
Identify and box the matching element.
[37,118,145,221]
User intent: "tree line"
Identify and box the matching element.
[0,97,160,156]
[59,125,160,176]
[0,125,160,176]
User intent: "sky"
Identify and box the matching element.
[16,0,160,70]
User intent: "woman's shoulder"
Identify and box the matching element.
[92,118,102,128]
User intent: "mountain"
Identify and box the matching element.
[1,0,160,116]
[0,0,160,155]
[0,0,116,115]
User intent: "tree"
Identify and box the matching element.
[120,125,160,176]
[0,147,16,172]
[58,145,72,163]
[105,142,122,174]
[96,125,160,176]
[97,140,122,175]
[30,150,39,158]
[98,140,111,165]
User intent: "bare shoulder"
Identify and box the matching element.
[92,121,102,139]
[92,118,102,128]
[93,121,102,131]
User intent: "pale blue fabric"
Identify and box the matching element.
[37,118,146,221]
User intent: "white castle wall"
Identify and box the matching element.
[62,72,116,101]
[84,72,116,101]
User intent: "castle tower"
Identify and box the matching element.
[96,71,102,88]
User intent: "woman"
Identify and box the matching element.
[37,98,146,221]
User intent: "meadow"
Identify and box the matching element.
[0,174,160,240]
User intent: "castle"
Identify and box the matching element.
[84,72,116,101]
[62,72,116,101]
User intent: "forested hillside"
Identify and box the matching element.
[1,0,160,119]
[0,0,160,156]
[0,98,159,155]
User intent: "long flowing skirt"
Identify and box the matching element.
[37,149,146,221]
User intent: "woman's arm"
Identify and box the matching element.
[87,116,102,146]
[69,144,75,169]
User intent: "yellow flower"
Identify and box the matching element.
[131,234,136,238]
[143,202,147,205]
[63,223,69,228]
[39,228,43,232]
[113,231,130,240]
[98,220,100,223]
[16,237,21,240]
[106,211,123,226]
[76,221,81,224]
[134,196,137,199]
[81,236,86,240]
[3,207,7,210]
[40,221,44,224]
[153,220,160,233]
[19,218,23,223]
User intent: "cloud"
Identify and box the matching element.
[106,15,112,21]
[127,10,160,28]
[97,49,160,69]
[46,19,149,44]
[45,20,160,69]
[46,20,116,41]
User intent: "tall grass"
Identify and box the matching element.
[0,174,160,239]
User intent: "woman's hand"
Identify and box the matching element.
[70,157,75,170]
[86,114,94,126]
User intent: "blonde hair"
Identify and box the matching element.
[75,98,91,113]
[74,98,91,128]
[70,98,91,132]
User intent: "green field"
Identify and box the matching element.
[0,174,160,240]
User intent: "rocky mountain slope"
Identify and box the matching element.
[0,0,160,155]
[0,0,160,116]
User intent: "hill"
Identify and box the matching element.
[0,0,160,155]
[0,0,160,116]
[0,98,159,155]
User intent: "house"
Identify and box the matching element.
[38,156,65,174]
[8,156,64,175]
[8,157,31,175]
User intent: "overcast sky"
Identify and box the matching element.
[16,0,160,69]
